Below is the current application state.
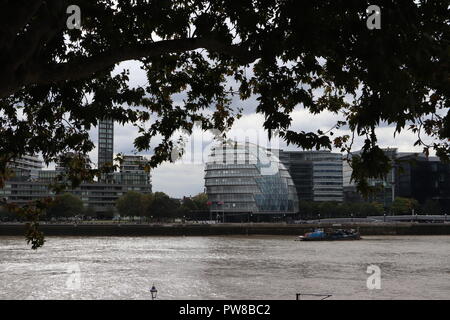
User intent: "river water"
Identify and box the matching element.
[0,235,449,300]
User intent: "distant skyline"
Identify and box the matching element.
[42,60,434,198]
[71,116,429,199]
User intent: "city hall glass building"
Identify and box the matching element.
[205,142,298,216]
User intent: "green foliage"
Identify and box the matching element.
[191,193,208,211]
[149,192,181,220]
[25,222,45,250]
[46,193,84,218]
[84,206,97,218]
[349,142,393,195]
[116,191,145,217]
[390,197,420,215]
[0,206,15,221]
[141,193,155,217]
[115,191,181,220]
[181,197,198,211]
[177,193,208,219]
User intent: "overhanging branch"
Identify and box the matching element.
[1,36,260,99]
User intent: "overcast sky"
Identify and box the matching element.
[79,60,431,198]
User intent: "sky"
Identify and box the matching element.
[75,60,433,198]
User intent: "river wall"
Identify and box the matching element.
[1,223,450,237]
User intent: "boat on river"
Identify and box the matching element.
[296,228,361,241]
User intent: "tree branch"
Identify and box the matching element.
[1,36,260,98]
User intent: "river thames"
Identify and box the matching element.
[0,235,449,300]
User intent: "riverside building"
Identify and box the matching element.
[204,142,299,221]
[278,150,344,202]
[395,153,450,212]
[5,154,43,181]
[98,118,114,169]
[0,122,151,215]
[343,148,397,206]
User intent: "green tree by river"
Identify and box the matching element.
[115,191,208,221]
[46,193,84,219]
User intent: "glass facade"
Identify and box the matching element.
[116,155,152,188]
[396,154,450,212]
[343,148,396,205]
[205,142,298,214]
[279,150,343,202]
[98,118,114,169]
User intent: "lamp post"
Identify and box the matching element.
[351,213,354,223]
[150,284,158,300]
[383,213,386,222]
[318,213,321,224]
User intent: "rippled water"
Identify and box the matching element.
[0,235,449,300]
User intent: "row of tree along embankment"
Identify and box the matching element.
[1,223,450,237]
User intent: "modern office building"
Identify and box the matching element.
[279,150,343,202]
[342,148,450,210]
[0,120,152,215]
[396,153,450,212]
[1,155,52,206]
[343,148,397,206]
[205,142,298,218]
[6,155,43,181]
[0,175,151,213]
[116,155,152,187]
[98,118,114,169]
